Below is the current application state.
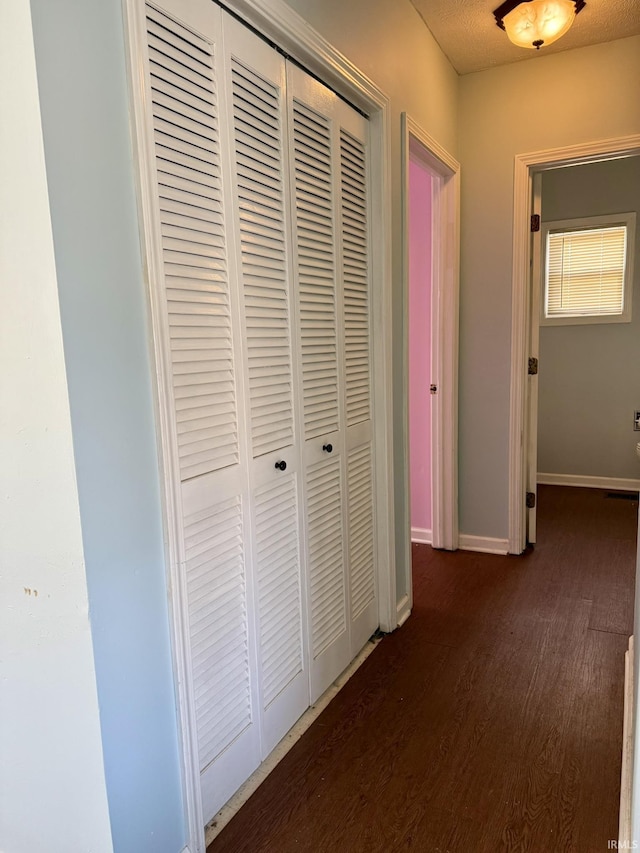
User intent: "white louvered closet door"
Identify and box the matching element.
[286,65,347,702]
[221,16,309,758]
[140,0,261,824]
[287,65,377,701]
[136,0,377,825]
[337,107,378,657]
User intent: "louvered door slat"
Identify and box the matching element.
[158,166,221,199]
[306,458,345,656]
[158,189,222,221]
[147,4,239,481]
[149,56,212,103]
[348,445,375,618]
[229,59,294,459]
[184,496,251,771]
[162,219,224,244]
[233,85,280,123]
[340,129,370,427]
[163,236,225,258]
[152,89,218,135]
[148,48,213,97]
[155,132,220,173]
[150,70,214,114]
[155,155,219,195]
[147,18,212,79]
[292,100,339,439]
[254,477,303,709]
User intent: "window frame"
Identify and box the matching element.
[540,212,636,327]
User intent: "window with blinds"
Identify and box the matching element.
[542,214,636,326]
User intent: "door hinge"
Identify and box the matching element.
[430,384,438,394]
[526,491,536,509]
[528,356,539,375]
[531,214,540,232]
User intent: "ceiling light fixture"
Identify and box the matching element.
[493,0,586,50]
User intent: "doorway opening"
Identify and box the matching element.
[531,157,640,546]
[400,115,460,625]
[508,134,640,554]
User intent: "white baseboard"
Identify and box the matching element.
[538,473,640,492]
[620,635,634,847]
[411,526,432,544]
[458,534,509,555]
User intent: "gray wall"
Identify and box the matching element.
[538,157,640,481]
[30,1,185,850]
[458,36,640,540]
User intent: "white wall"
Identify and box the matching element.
[458,36,640,539]
[284,0,459,600]
[538,157,640,482]
[0,3,113,850]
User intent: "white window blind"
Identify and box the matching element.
[542,214,635,325]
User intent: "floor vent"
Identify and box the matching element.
[606,491,639,501]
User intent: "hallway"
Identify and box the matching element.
[207,486,637,852]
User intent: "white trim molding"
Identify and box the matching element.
[538,473,640,492]
[507,134,640,555]
[459,534,509,555]
[400,113,460,625]
[396,594,412,628]
[411,527,433,545]
[620,635,634,848]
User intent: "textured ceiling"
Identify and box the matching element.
[409,0,640,75]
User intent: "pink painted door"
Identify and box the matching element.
[408,158,433,542]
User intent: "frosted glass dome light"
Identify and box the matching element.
[493,0,585,51]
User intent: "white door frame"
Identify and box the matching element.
[507,134,640,555]
[399,115,460,624]
[123,1,394,850]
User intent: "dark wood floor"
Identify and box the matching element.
[208,486,637,852]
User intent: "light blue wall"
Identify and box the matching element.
[30,1,185,851]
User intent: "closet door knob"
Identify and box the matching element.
[274,460,287,471]
[322,443,333,453]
